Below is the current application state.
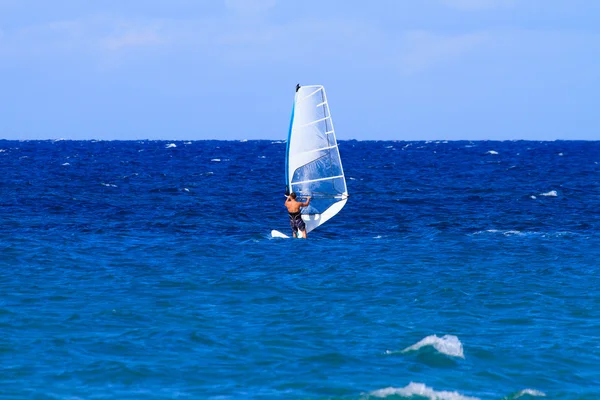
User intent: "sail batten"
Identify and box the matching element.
[285,84,348,233]
[305,144,338,154]
[292,174,345,186]
[298,87,322,102]
[295,116,331,129]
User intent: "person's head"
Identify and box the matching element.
[290,192,297,199]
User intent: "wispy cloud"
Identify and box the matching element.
[398,30,489,73]
[224,0,277,14]
[0,15,169,61]
[101,28,166,51]
[441,0,516,11]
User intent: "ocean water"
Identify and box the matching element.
[1,139,599,399]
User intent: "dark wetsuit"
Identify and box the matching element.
[289,211,306,235]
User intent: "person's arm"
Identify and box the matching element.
[301,196,311,207]
[284,195,292,206]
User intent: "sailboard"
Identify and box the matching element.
[272,84,348,238]
[270,229,290,239]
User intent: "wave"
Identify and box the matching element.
[400,334,464,358]
[472,229,579,238]
[540,190,557,197]
[502,389,546,399]
[477,229,523,237]
[486,150,499,155]
[369,382,478,400]
[165,143,176,148]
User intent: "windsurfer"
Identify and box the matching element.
[285,192,311,238]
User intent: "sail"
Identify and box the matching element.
[286,85,348,233]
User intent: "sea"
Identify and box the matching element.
[1,139,599,399]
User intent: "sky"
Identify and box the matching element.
[0,0,599,140]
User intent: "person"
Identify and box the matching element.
[284,192,311,238]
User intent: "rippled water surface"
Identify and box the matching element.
[1,140,599,399]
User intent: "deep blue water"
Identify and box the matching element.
[1,140,599,399]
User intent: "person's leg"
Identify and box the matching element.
[299,221,307,239]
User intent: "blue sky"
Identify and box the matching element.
[1,0,598,140]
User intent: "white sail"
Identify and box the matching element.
[286,85,348,233]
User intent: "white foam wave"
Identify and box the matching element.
[0,149,6,153]
[258,156,266,159]
[184,141,192,145]
[558,152,563,156]
[370,382,479,400]
[473,229,499,234]
[480,229,522,236]
[101,183,117,188]
[165,143,176,148]
[486,150,499,155]
[474,229,576,239]
[240,139,248,142]
[62,163,71,166]
[271,141,285,144]
[402,334,464,358]
[540,190,557,197]
[183,188,190,192]
[512,389,546,398]
[503,230,522,236]
[211,158,221,162]
[530,195,537,199]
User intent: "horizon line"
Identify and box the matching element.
[1,138,598,143]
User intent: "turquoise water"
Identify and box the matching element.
[1,140,599,399]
